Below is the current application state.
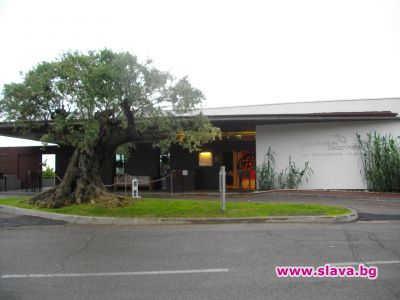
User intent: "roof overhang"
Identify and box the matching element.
[208,111,399,131]
[208,111,398,122]
[0,111,398,141]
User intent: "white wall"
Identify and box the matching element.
[256,120,400,189]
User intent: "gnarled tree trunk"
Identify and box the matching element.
[29,100,138,208]
[29,148,113,208]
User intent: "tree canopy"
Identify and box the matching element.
[1,49,220,152]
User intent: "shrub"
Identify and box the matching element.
[279,157,313,189]
[42,159,55,177]
[357,132,400,192]
[256,148,313,190]
[256,147,276,190]
[42,166,55,178]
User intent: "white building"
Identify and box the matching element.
[201,98,400,190]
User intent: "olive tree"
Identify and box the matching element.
[1,49,220,207]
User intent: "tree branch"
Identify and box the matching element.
[120,98,135,134]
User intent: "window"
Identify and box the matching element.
[199,152,213,166]
[115,153,125,175]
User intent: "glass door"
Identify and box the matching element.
[235,150,256,190]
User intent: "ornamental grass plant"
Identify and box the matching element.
[357,132,400,192]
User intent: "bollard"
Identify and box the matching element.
[132,178,139,198]
[219,166,226,211]
[124,174,127,196]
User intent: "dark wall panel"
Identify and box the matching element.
[18,154,42,188]
[0,149,12,175]
[0,137,255,190]
[195,167,220,190]
[169,140,255,190]
[170,145,198,170]
[125,144,160,177]
[0,147,43,188]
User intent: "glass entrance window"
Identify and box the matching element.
[236,150,256,190]
[115,153,125,175]
[223,150,256,190]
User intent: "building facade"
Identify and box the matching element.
[181,98,400,190]
[0,98,399,191]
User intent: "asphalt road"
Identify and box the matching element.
[0,211,66,227]
[1,218,399,299]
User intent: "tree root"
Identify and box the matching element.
[28,186,129,208]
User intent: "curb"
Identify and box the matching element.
[0,205,358,225]
[122,190,400,201]
[260,190,400,201]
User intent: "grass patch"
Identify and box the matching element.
[0,196,351,218]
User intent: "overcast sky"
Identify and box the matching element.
[1,0,399,110]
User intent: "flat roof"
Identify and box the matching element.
[197,98,400,116]
[1,98,399,141]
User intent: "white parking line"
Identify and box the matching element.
[1,268,230,279]
[330,260,400,266]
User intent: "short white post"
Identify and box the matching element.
[170,170,173,198]
[124,174,127,196]
[219,166,226,211]
[132,178,139,198]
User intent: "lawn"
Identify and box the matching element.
[0,196,351,218]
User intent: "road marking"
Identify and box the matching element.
[330,260,400,266]
[358,220,400,224]
[1,268,230,279]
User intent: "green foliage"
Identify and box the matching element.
[116,143,136,159]
[1,49,220,152]
[356,132,400,192]
[42,160,55,178]
[42,166,55,178]
[256,148,313,190]
[256,147,276,190]
[278,157,313,189]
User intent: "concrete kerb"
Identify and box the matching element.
[0,205,358,225]
[135,190,400,202]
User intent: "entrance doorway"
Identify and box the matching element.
[222,152,234,187]
[223,150,255,190]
